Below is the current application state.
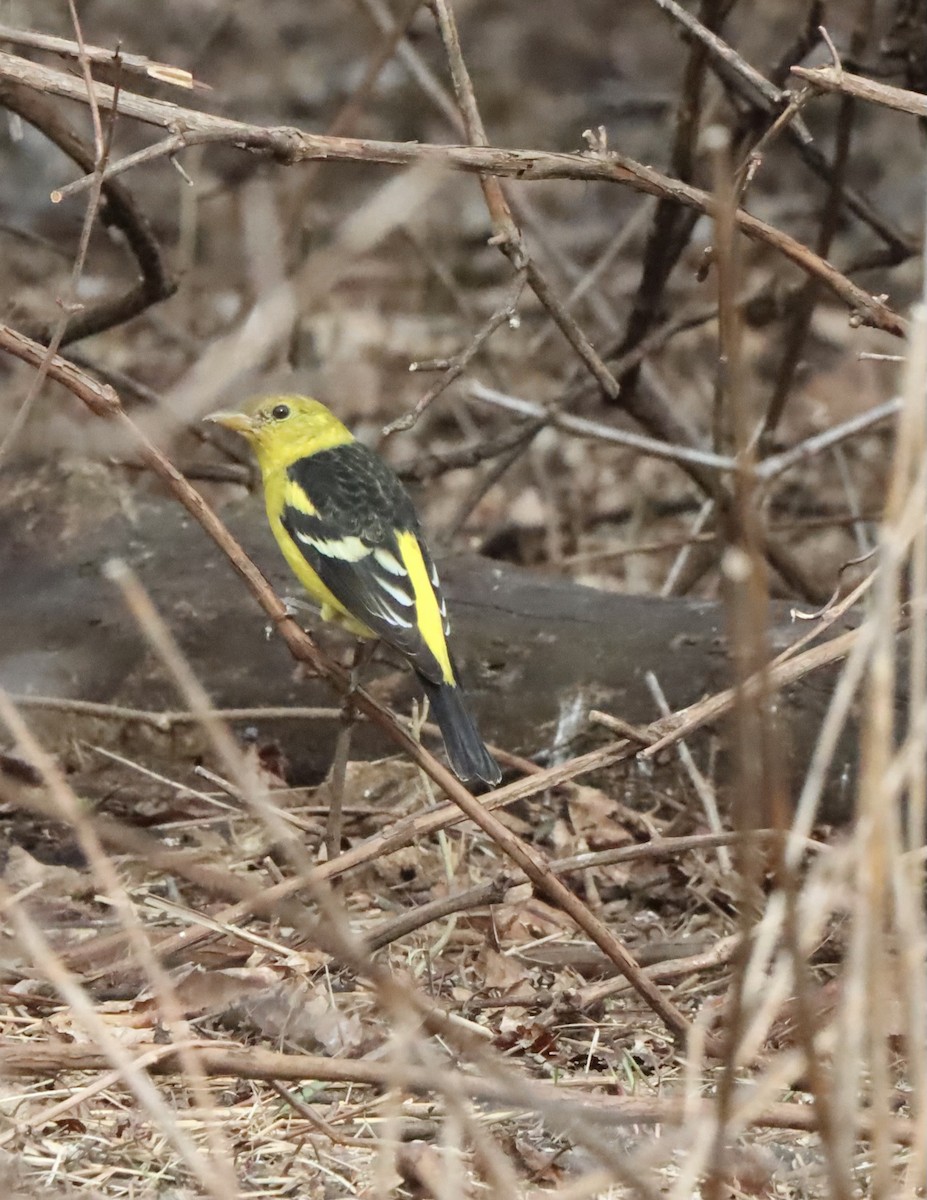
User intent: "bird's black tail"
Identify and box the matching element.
[419,675,501,786]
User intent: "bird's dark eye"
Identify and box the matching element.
[271,403,291,421]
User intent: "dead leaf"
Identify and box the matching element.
[48,1004,155,1044]
[494,896,574,944]
[478,946,531,992]
[396,1141,460,1200]
[238,979,368,1055]
[567,785,632,849]
[1,845,91,901]
[159,965,281,1020]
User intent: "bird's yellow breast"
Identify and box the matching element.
[264,468,374,638]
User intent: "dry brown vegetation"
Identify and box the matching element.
[0,1,925,1197]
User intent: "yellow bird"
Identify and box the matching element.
[206,395,501,785]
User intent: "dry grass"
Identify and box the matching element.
[1,1,925,1197]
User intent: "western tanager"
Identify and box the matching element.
[206,395,501,785]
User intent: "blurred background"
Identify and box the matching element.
[2,0,922,599]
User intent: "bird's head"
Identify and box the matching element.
[205,394,352,469]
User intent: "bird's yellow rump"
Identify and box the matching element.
[206,394,501,785]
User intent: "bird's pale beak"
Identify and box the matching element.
[203,410,257,435]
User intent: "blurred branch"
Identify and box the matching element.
[471,372,830,603]
[762,96,858,440]
[430,0,638,444]
[653,0,913,259]
[613,0,732,406]
[768,1,824,86]
[469,381,739,472]
[299,0,426,195]
[0,1040,914,1142]
[0,82,176,346]
[0,1040,914,1144]
[399,417,543,482]
[757,397,901,481]
[0,52,121,462]
[424,0,824,602]
[650,0,811,140]
[353,0,461,128]
[620,0,909,410]
[761,4,879,449]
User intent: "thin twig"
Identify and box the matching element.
[368,830,793,951]
[757,398,901,481]
[469,381,739,471]
[385,268,527,435]
[645,671,732,872]
[793,63,927,118]
[0,22,201,88]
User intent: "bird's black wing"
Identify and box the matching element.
[280,442,450,681]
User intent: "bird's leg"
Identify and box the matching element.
[347,637,378,692]
[324,639,374,868]
[267,595,319,642]
[281,594,317,619]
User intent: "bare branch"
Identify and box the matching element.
[793,63,927,118]
[0,50,904,337]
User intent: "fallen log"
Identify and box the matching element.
[0,464,860,821]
